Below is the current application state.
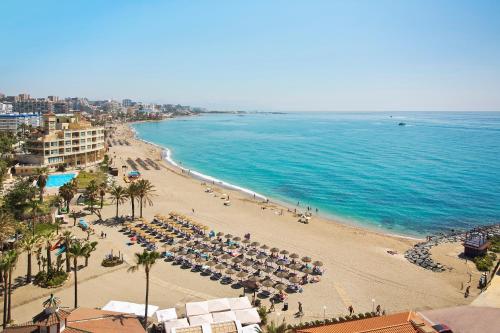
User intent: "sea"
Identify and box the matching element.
[132,112,500,237]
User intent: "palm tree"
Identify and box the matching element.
[127,250,161,326]
[127,182,140,219]
[0,251,17,329]
[27,200,43,236]
[43,232,56,273]
[0,211,16,251]
[258,320,288,333]
[68,240,87,308]
[20,235,41,283]
[98,183,107,209]
[83,241,98,267]
[60,231,74,272]
[35,167,49,202]
[135,179,156,218]
[109,184,128,218]
[59,183,76,211]
[69,210,83,227]
[85,180,99,215]
[4,250,18,324]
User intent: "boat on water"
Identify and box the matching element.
[398,122,406,126]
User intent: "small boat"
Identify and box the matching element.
[398,122,406,126]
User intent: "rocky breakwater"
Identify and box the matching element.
[404,223,500,272]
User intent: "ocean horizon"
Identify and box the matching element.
[132,112,500,237]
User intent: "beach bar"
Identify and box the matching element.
[463,233,490,258]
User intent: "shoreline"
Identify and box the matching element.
[128,120,425,241]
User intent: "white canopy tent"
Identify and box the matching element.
[186,301,210,317]
[102,300,159,317]
[234,309,261,325]
[156,308,178,323]
[212,311,237,323]
[164,318,190,333]
[207,298,231,313]
[242,324,260,333]
[228,297,252,311]
[189,314,214,326]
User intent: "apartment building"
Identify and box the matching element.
[15,112,106,175]
[0,113,40,132]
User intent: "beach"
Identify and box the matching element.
[9,123,483,325]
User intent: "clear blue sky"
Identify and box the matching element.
[1,0,499,111]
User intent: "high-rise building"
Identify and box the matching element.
[18,93,31,101]
[15,112,106,175]
[122,99,133,107]
[13,99,53,114]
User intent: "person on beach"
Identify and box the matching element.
[269,299,275,312]
[348,305,354,316]
[376,304,381,315]
[298,302,303,315]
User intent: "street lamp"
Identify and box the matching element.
[323,305,326,319]
[371,299,375,313]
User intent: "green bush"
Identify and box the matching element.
[489,236,500,253]
[101,256,124,267]
[474,253,497,271]
[34,270,68,288]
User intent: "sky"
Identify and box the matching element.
[1,0,499,111]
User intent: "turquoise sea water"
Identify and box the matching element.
[132,112,500,237]
[46,173,76,188]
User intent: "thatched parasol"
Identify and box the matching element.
[313,260,324,267]
[289,253,300,259]
[301,256,312,263]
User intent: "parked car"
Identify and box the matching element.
[432,324,453,333]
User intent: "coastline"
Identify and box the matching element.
[129,120,424,241]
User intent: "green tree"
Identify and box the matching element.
[127,182,140,219]
[20,235,42,283]
[83,241,98,267]
[35,167,49,203]
[27,200,43,236]
[85,180,99,215]
[42,232,56,273]
[0,250,19,326]
[60,231,74,272]
[0,211,16,251]
[3,179,38,219]
[59,183,76,211]
[67,241,87,308]
[127,250,161,326]
[136,179,156,218]
[98,183,107,209]
[109,184,128,218]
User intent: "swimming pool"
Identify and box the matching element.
[46,173,77,188]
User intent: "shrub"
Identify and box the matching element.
[34,270,68,288]
[338,317,345,322]
[257,306,268,325]
[358,313,365,319]
[101,256,124,267]
[489,236,500,253]
[331,318,338,323]
[365,312,372,318]
[474,253,497,271]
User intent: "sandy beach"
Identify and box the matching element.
[8,122,483,325]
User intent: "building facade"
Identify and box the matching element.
[0,113,40,132]
[15,112,106,175]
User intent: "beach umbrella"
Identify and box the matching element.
[232,256,243,264]
[203,236,211,242]
[242,239,251,244]
[179,249,189,256]
[222,254,232,260]
[275,283,287,291]
[228,244,238,250]
[247,250,258,257]
[216,232,224,237]
[213,250,224,257]
[280,249,289,256]
[276,271,288,281]
[313,260,324,267]
[242,260,253,267]
[264,267,274,274]
[206,260,217,267]
[290,263,302,271]
[236,271,248,280]
[270,247,280,253]
[289,276,301,284]
[252,263,265,271]
[196,257,207,264]
[225,268,236,276]
[186,253,197,260]
[256,253,267,260]
[265,257,275,264]
[262,279,274,289]
[215,263,226,272]
[276,259,287,266]
[225,234,233,239]
[211,239,221,244]
[251,242,260,247]
[301,256,312,263]
[248,275,260,283]
[290,253,300,259]
[233,236,242,242]
[302,268,313,274]
[178,239,187,245]
[260,244,269,250]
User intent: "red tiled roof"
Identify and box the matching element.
[32,308,72,326]
[2,325,39,333]
[67,307,145,333]
[297,312,420,333]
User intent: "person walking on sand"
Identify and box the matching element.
[376,304,381,315]
[348,305,354,316]
[269,299,275,312]
[298,302,303,315]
